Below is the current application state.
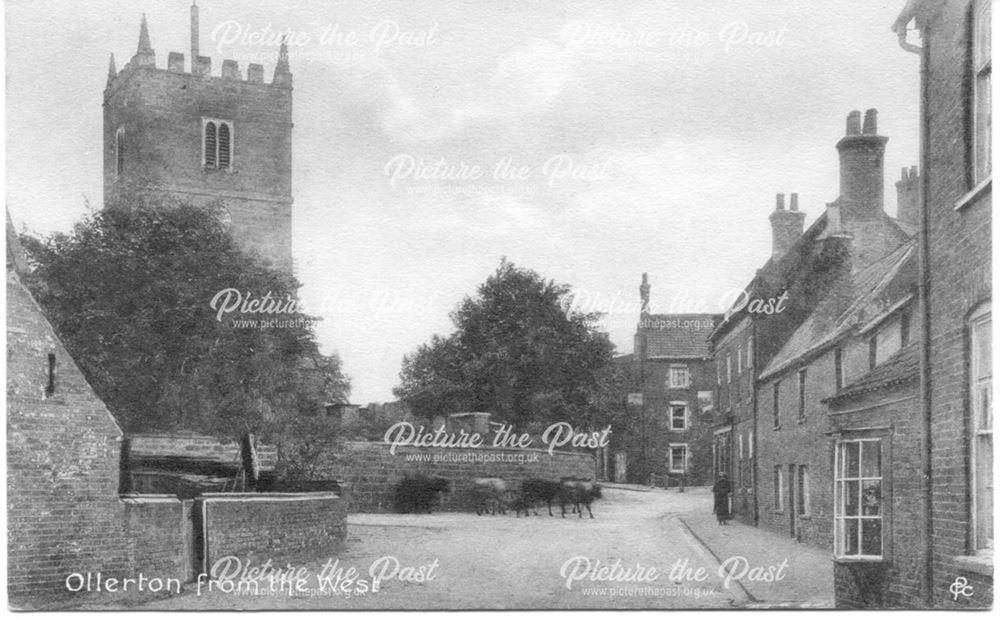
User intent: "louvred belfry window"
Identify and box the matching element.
[204,121,217,167]
[115,127,125,177]
[203,119,233,169]
[218,123,231,168]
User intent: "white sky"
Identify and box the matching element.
[5,0,920,404]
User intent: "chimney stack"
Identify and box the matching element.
[895,166,920,226]
[639,273,650,316]
[836,108,888,222]
[769,192,806,258]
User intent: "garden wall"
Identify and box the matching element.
[316,441,597,512]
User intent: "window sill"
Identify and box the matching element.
[834,557,889,566]
[954,177,991,211]
[953,554,993,577]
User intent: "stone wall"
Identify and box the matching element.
[316,441,596,512]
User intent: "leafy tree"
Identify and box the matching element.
[394,259,615,427]
[20,194,349,441]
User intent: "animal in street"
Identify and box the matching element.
[393,475,450,514]
[517,478,568,517]
[471,477,509,515]
[558,477,602,519]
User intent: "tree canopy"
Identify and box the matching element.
[394,259,615,427]
[20,196,349,440]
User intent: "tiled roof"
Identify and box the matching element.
[759,240,917,381]
[824,344,919,403]
[639,313,719,359]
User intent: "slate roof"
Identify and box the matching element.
[824,343,919,404]
[639,313,719,359]
[759,239,917,381]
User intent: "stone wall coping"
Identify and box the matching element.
[120,494,183,504]
[199,492,340,502]
[342,440,596,459]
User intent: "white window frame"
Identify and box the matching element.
[737,345,743,374]
[748,430,754,458]
[668,365,690,389]
[668,443,688,473]
[202,118,234,170]
[973,0,992,183]
[834,438,884,560]
[738,433,744,459]
[726,355,732,383]
[970,301,993,554]
[747,335,753,369]
[797,464,810,517]
[669,402,689,431]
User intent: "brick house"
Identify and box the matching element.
[882,0,993,608]
[621,274,720,486]
[755,109,917,553]
[709,191,816,525]
[104,3,294,272]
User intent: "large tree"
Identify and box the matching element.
[394,259,614,427]
[20,195,349,440]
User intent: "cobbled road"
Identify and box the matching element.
[136,487,744,610]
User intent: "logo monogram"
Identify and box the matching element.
[948,576,974,601]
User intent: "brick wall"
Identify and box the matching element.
[129,433,279,470]
[711,317,758,523]
[122,496,187,582]
[921,0,993,609]
[7,274,127,600]
[314,441,596,512]
[199,493,347,569]
[637,358,716,486]
[829,388,922,608]
[757,348,840,550]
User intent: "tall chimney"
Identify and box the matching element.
[191,1,200,65]
[639,273,650,316]
[836,108,888,222]
[895,166,920,226]
[769,192,805,258]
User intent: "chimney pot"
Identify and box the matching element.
[862,108,878,135]
[909,165,918,178]
[846,110,862,136]
[790,193,799,211]
[776,193,786,210]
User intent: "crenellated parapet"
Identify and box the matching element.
[105,4,291,93]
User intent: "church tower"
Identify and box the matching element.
[103,3,294,273]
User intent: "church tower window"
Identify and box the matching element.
[202,118,232,169]
[115,127,125,177]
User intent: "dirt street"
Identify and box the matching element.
[136,487,748,610]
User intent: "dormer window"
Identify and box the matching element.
[203,119,233,169]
